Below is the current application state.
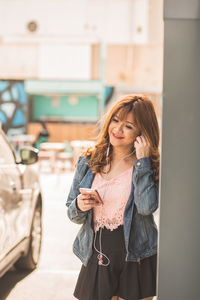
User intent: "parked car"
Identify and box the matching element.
[0,129,42,278]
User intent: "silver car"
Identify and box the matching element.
[0,129,42,277]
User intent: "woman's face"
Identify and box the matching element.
[108,111,140,151]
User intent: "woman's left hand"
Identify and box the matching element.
[134,135,151,159]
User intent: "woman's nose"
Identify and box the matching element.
[115,123,123,132]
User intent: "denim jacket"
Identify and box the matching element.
[66,156,159,266]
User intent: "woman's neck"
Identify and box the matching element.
[112,147,135,162]
[102,147,135,177]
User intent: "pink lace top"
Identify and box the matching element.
[91,167,133,232]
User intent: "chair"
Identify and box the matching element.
[55,141,74,172]
[38,150,55,173]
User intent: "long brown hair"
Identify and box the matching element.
[84,94,160,181]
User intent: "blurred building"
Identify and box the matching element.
[0,0,163,140]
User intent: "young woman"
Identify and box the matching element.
[66,94,160,300]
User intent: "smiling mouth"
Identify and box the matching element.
[112,133,124,139]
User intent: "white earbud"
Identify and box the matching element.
[106,143,110,157]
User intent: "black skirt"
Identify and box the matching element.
[74,225,157,300]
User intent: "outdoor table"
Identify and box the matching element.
[70,140,95,163]
[40,142,66,152]
[39,142,66,172]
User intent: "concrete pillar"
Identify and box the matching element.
[157,1,200,299]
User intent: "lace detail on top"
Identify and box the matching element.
[91,167,133,232]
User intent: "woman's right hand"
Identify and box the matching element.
[76,193,101,211]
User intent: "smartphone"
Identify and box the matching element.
[79,188,103,204]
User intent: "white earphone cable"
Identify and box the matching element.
[93,145,135,267]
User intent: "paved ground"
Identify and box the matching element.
[0,170,159,300]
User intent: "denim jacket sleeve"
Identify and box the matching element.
[66,156,89,224]
[133,157,159,216]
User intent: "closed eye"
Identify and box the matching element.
[112,118,119,123]
[125,125,133,129]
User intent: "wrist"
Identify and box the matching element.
[136,154,149,160]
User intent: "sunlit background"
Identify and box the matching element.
[0,0,163,144]
[0,0,163,299]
